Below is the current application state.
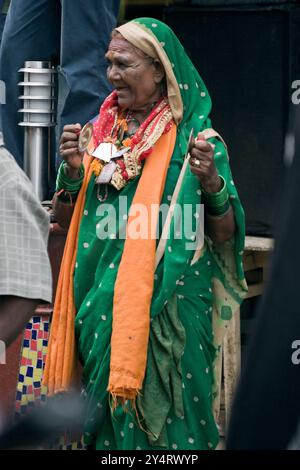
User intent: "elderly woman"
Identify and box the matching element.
[44,18,247,450]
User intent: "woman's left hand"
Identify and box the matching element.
[189,132,222,193]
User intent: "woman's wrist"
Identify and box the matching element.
[201,174,222,193]
[56,161,84,195]
[65,164,82,180]
[202,175,230,216]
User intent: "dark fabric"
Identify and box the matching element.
[0,0,61,160]
[227,106,300,449]
[189,0,298,5]
[0,12,6,49]
[0,0,119,172]
[0,2,8,122]
[165,5,300,236]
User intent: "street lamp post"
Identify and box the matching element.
[18,61,56,201]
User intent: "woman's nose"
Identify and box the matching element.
[107,64,121,82]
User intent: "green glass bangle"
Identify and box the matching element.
[202,175,229,209]
[56,162,84,194]
[206,199,231,217]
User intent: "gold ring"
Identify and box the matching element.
[194,159,201,167]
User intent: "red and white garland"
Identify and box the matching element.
[91,91,174,190]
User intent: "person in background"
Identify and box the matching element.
[0,0,120,175]
[0,1,9,48]
[0,131,52,347]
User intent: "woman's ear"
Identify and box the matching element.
[153,60,165,84]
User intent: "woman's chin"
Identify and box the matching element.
[117,97,132,110]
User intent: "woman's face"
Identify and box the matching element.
[105,36,165,111]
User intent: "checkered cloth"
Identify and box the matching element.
[0,136,52,303]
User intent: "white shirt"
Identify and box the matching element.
[0,139,52,303]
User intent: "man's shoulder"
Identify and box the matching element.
[0,145,32,190]
[0,145,20,176]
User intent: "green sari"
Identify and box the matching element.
[74,18,247,450]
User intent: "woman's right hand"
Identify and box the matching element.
[59,123,84,178]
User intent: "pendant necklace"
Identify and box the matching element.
[126,110,140,137]
[97,183,108,202]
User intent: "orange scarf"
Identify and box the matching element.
[43,126,176,399]
[43,147,94,395]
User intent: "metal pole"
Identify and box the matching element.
[18,61,56,201]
